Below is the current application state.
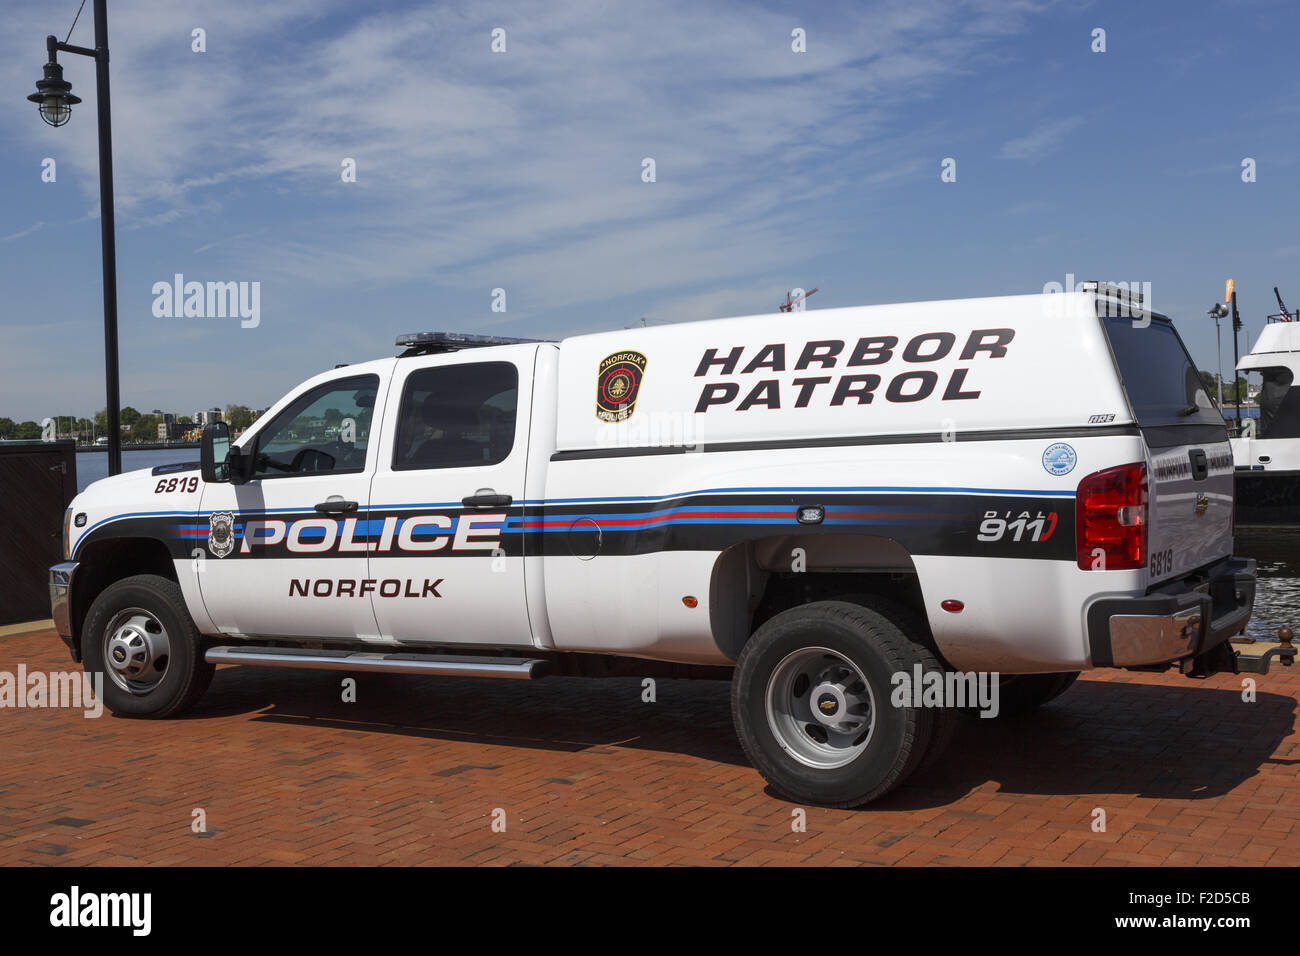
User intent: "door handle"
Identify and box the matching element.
[315,498,358,514]
[462,493,512,508]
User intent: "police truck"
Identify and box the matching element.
[50,283,1261,806]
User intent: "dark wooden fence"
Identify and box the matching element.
[0,441,77,625]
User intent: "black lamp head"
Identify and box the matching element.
[28,51,81,127]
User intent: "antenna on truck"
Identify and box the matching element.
[779,287,818,312]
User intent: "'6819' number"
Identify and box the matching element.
[1149,547,1174,576]
[154,476,199,494]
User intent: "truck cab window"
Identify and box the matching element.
[249,374,378,478]
[394,362,518,470]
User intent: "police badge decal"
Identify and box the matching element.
[595,350,647,422]
[208,512,235,558]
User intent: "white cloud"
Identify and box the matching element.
[0,221,46,242]
[3,1,1051,295]
[999,116,1084,160]
[0,0,1056,418]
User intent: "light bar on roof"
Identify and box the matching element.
[396,332,546,348]
[395,331,550,355]
[1078,280,1144,304]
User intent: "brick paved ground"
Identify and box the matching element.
[0,627,1296,866]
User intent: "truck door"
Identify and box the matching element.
[196,371,387,640]
[367,347,535,647]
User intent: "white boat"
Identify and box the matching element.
[1231,318,1300,525]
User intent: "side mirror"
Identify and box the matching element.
[200,422,231,483]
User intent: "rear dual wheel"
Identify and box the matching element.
[731,600,953,808]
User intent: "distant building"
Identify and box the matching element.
[195,408,224,426]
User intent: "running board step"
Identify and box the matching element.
[205,645,548,680]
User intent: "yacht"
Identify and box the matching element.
[1232,316,1300,526]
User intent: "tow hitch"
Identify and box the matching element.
[1230,627,1296,675]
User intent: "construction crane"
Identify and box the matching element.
[779,287,818,312]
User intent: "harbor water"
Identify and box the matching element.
[76,448,197,492]
[1237,529,1300,640]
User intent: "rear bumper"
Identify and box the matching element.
[48,561,80,663]
[1086,557,1256,668]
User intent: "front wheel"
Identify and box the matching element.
[82,574,214,718]
[731,600,946,808]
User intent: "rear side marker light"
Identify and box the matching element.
[941,600,964,613]
[1076,461,1147,571]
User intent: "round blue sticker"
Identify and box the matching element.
[1042,442,1077,476]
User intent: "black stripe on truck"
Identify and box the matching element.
[550,424,1141,461]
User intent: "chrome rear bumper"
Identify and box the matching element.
[1086,556,1256,668]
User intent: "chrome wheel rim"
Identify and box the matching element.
[765,646,875,769]
[103,607,171,694]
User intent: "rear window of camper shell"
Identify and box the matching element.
[1100,313,1227,445]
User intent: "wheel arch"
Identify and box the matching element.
[68,536,178,660]
[708,532,931,662]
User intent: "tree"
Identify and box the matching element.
[224,404,255,430]
[1219,375,1249,404]
[1199,369,1218,395]
[120,406,141,428]
[0,417,13,439]
[13,421,42,440]
[178,415,193,425]
[131,414,163,443]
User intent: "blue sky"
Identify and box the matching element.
[2,0,1298,422]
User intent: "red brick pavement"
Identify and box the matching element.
[0,628,1296,865]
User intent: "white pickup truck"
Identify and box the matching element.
[50,284,1264,806]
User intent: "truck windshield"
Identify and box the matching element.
[1101,315,1227,446]
[251,374,378,478]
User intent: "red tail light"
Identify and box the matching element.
[1076,462,1147,570]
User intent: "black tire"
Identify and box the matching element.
[960,671,1080,718]
[82,574,214,718]
[885,602,956,779]
[827,593,955,778]
[731,600,948,808]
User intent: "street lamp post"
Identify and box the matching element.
[27,0,122,476]
[1208,302,1228,409]
[1230,290,1243,434]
